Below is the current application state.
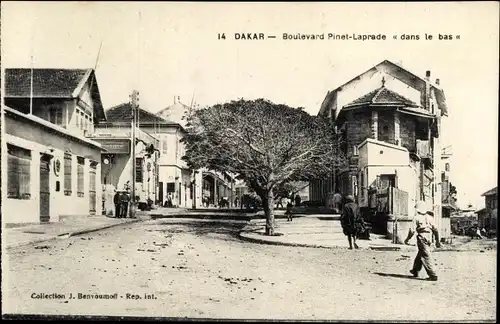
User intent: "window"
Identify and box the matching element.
[77,157,85,197]
[64,153,72,195]
[80,112,85,130]
[49,107,63,126]
[7,144,31,199]
[136,158,143,183]
[162,138,168,154]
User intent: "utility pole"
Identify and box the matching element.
[129,90,139,218]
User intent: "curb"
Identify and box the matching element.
[239,231,415,251]
[6,218,142,250]
[238,231,341,249]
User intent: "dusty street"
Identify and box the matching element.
[2,218,496,321]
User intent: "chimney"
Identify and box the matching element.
[425,70,431,80]
[435,78,440,85]
[174,95,176,104]
[178,96,180,103]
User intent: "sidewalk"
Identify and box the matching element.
[239,215,417,251]
[3,215,145,250]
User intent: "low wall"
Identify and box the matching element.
[386,216,413,244]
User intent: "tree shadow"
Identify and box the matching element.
[150,220,249,242]
[373,272,426,281]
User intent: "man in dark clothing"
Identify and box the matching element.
[294,194,301,207]
[340,195,363,249]
[121,191,130,218]
[285,202,294,222]
[113,191,121,218]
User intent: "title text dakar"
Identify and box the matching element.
[282,33,387,40]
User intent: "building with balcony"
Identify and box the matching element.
[91,103,165,212]
[477,186,497,234]
[311,60,450,241]
[156,97,235,208]
[2,68,105,223]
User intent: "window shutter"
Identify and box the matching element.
[77,157,85,197]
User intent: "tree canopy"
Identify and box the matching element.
[182,98,344,234]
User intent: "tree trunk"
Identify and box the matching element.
[262,190,275,236]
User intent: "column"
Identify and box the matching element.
[213,177,218,206]
[394,111,401,145]
[371,110,378,140]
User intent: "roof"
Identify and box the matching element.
[344,85,419,108]
[481,187,497,197]
[5,68,91,98]
[4,68,106,121]
[156,101,191,127]
[3,106,103,149]
[475,208,487,214]
[321,59,448,117]
[103,103,178,126]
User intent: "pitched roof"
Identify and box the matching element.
[481,187,497,197]
[344,85,419,108]
[4,68,91,98]
[156,101,191,127]
[321,59,448,117]
[103,103,177,126]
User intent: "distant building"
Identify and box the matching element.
[2,68,106,223]
[311,60,450,242]
[89,103,161,213]
[156,97,235,208]
[478,187,497,233]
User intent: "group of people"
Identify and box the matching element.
[113,189,131,218]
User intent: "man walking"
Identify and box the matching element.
[404,202,441,281]
[340,195,363,249]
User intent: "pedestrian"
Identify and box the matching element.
[167,193,173,208]
[294,194,301,207]
[404,202,441,281]
[121,190,130,218]
[475,227,483,239]
[340,195,363,249]
[333,190,343,213]
[285,202,294,221]
[276,197,284,209]
[234,196,240,208]
[113,190,121,218]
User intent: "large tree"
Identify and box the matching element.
[182,99,344,235]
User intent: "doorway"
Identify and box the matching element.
[39,155,51,223]
[158,182,164,206]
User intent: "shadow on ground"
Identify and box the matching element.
[147,220,250,242]
[373,272,427,281]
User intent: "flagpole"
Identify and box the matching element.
[30,55,34,115]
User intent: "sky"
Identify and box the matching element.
[1,2,498,208]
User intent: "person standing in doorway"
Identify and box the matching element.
[340,195,362,249]
[404,202,441,281]
[113,190,121,218]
